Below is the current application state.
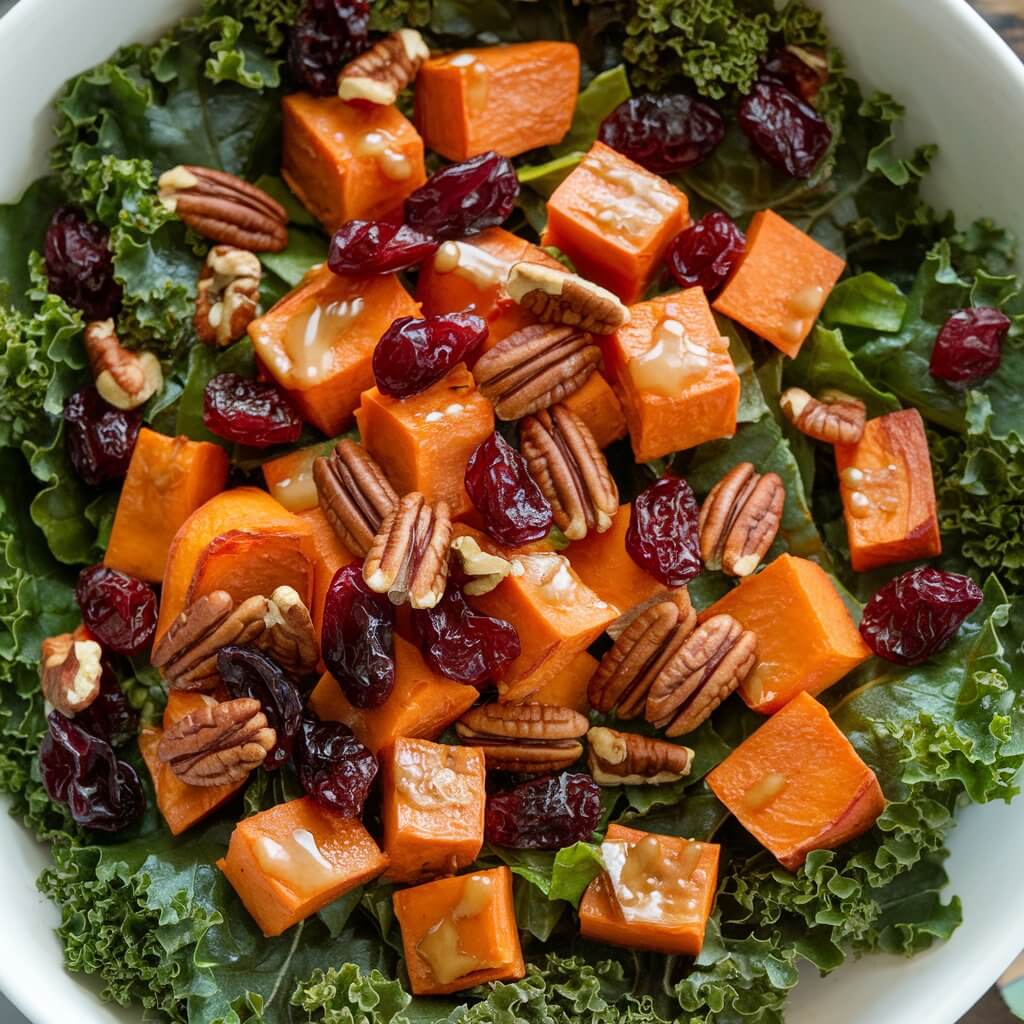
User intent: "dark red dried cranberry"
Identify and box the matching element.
[329,220,439,276]
[75,565,157,656]
[929,307,1011,386]
[73,665,138,748]
[63,387,141,487]
[666,212,746,292]
[485,772,600,849]
[762,47,829,104]
[203,372,303,447]
[860,567,983,666]
[405,152,519,240]
[296,712,378,816]
[321,563,395,708]
[626,477,703,587]
[599,94,725,174]
[287,0,369,97]
[373,312,487,398]
[40,711,144,832]
[738,79,832,179]
[44,206,122,320]
[465,432,553,547]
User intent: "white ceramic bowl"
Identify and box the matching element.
[1,2,1023,1022]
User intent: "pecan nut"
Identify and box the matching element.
[338,29,429,105]
[520,403,618,541]
[313,439,398,556]
[157,696,275,786]
[645,614,757,737]
[586,726,693,785]
[698,462,785,577]
[472,323,602,421]
[39,628,104,717]
[451,534,521,596]
[195,245,261,347]
[260,586,320,678]
[455,702,588,773]
[84,319,163,411]
[363,492,452,609]
[158,165,288,252]
[780,387,866,445]
[505,261,630,334]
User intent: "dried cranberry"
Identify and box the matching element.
[929,307,1011,386]
[465,432,553,547]
[329,220,439,276]
[666,212,746,292]
[599,94,725,174]
[73,667,138,748]
[43,206,122,320]
[321,563,395,708]
[405,152,519,240]
[738,79,832,179]
[63,387,141,487]
[39,712,144,832]
[202,372,303,448]
[75,565,157,656]
[762,47,829,104]
[485,772,600,849]
[626,477,703,587]
[296,712,378,816]
[287,0,369,96]
[860,567,983,666]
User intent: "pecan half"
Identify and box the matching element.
[40,628,104,717]
[195,245,261,347]
[338,29,429,105]
[472,323,602,421]
[363,492,451,609]
[698,462,785,577]
[313,439,398,556]
[157,697,275,786]
[645,614,757,737]
[520,403,618,541]
[505,261,630,334]
[260,586,320,678]
[158,165,288,252]
[586,726,693,785]
[780,387,866,445]
[455,702,588,773]
[451,534,521,596]
[84,319,163,411]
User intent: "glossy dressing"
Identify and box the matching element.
[446,52,490,114]
[603,836,707,927]
[284,297,366,383]
[417,875,498,984]
[253,828,341,899]
[356,129,413,182]
[590,148,679,241]
[629,316,729,396]
[432,240,510,290]
[839,464,901,519]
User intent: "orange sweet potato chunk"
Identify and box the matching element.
[707,692,885,871]
[282,93,425,231]
[560,370,627,449]
[530,650,597,714]
[542,141,688,303]
[218,795,388,937]
[579,824,719,956]
[604,289,740,462]
[105,429,228,583]
[297,507,357,640]
[262,439,338,513]
[249,265,420,436]
[713,209,846,358]
[393,867,525,996]
[834,409,941,572]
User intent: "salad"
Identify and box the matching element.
[1,0,1022,1021]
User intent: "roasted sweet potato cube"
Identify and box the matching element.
[713,209,846,358]
[249,265,420,436]
[834,409,941,572]
[282,93,425,232]
[698,554,870,715]
[393,867,525,996]
[560,370,627,449]
[707,692,885,871]
[541,141,688,303]
[297,508,357,641]
[530,650,597,714]
[105,429,228,583]
[262,439,338,513]
[579,824,719,956]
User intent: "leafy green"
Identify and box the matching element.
[823,272,908,332]
[489,842,604,908]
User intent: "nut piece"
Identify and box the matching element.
[40,629,104,717]
[698,462,785,577]
[260,586,320,678]
[780,387,866,445]
[456,702,588,773]
[157,696,275,786]
[645,614,758,737]
[586,726,693,785]
[195,245,261,347]
[313,439,399,557]
[505,261,631,334]
[84,320,163,410]
[338,29,429,105]
[519,403,618,542]
[363,492,452,609]
[451,534,521,596]
[472,323,602,421]
[158,165,288,252]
